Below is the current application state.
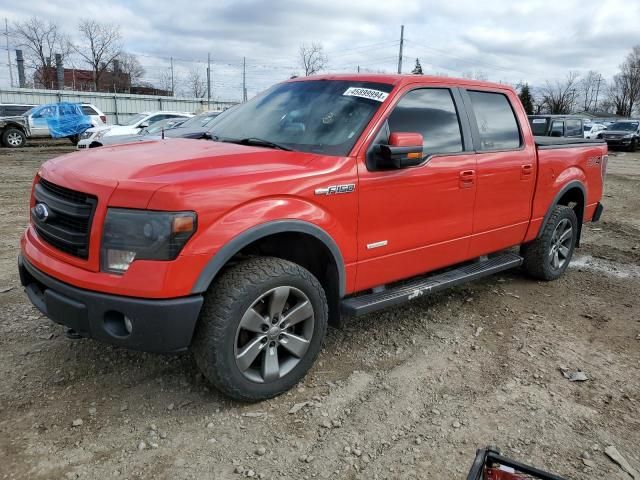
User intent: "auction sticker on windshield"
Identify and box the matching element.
[343,87,389,102]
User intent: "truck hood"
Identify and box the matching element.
[602,130,636,136]
[46,138,316,185]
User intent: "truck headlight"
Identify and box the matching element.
[101,209,197,274]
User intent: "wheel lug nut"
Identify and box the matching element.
[279,334,284,340]
[270,341,276,347]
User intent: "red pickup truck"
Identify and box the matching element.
[19,75,607,401]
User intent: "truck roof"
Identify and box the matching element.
[286,73,515,93]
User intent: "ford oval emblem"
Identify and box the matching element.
[34,203,50,222]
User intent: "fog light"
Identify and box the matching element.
[104,249,136,273]
[124,316,133,334]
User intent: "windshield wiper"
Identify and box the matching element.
[231,137,292,151]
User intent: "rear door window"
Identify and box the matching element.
[565,119,582,137]
[386,88,463,156]
[551,120,564,137]
[468,91,521,150]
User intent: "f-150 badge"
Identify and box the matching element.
[315,184,356,196]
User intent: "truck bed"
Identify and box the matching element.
[534,136,605,149]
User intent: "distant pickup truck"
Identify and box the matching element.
[19,75,607,402]
[528,115,584,138]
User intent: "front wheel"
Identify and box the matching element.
[192,257,328,402]
[2,128,26,148]
[521,205,578,281]
[629,139,638,152]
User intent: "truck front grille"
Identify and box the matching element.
[32,178,97,259]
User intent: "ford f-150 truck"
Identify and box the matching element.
[19,75,607,401]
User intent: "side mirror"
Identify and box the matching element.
[378,132,424,169]
[138,122,149,129]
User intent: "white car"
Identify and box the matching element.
[78,111,193,148]
[583,123,606,139]
[26,103,107,139]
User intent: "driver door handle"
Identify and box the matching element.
[459,170,476,189]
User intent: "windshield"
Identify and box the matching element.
[209,80,394,155]
[122,113,147,126]
[608,122,638,131]
[144,118,185,134]
[179,112,221,129]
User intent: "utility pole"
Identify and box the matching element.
[357,65,360,73]
[594,74,602,111]
[242,57,247,102]
[207,53,211,108]
[170,56,174,96]
[5,18,13,88]
[397,25,404,74]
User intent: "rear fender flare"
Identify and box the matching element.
[537,180,586,241]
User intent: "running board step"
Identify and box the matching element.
[341,253,523,317]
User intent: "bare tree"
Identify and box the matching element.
[115,52,144,86]
[13,17,71,89]
[74,19,122,91]
[185,67,206,98]
[540,72,580,114]
[580,70,603,112]
[299,42,328,76]
[607,46,640,117]
[158,69,176,95]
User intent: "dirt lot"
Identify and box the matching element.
[1,141,639,480]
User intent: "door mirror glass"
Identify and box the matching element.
[138,122,149,129]
[377,132,424,169]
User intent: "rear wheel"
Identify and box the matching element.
[521,205,578,281]
[2,128,26,148]
[192,257,328,402]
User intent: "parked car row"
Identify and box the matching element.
[84,110,225,148]
[528,114,640,151]
[77,111,193,148]
[0,102,220,149]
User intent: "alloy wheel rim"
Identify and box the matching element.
[7,133,22,146]
[548,218,573,270]
[234,286,314,383]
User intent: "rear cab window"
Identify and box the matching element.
[467,90,521,150]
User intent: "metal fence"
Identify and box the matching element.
[0,88,238,124]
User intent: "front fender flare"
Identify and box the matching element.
[191,219,346,297]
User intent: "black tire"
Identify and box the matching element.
[2,128,26,148]
[521,205,578,281]
[629,139,637,152]
[68,134,80,145]
[192,257,328,402]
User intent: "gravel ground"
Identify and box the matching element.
[0,141,639,480]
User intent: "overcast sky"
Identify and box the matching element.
[1,0,640,101]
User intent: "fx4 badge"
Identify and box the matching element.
[314,184,356,196]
